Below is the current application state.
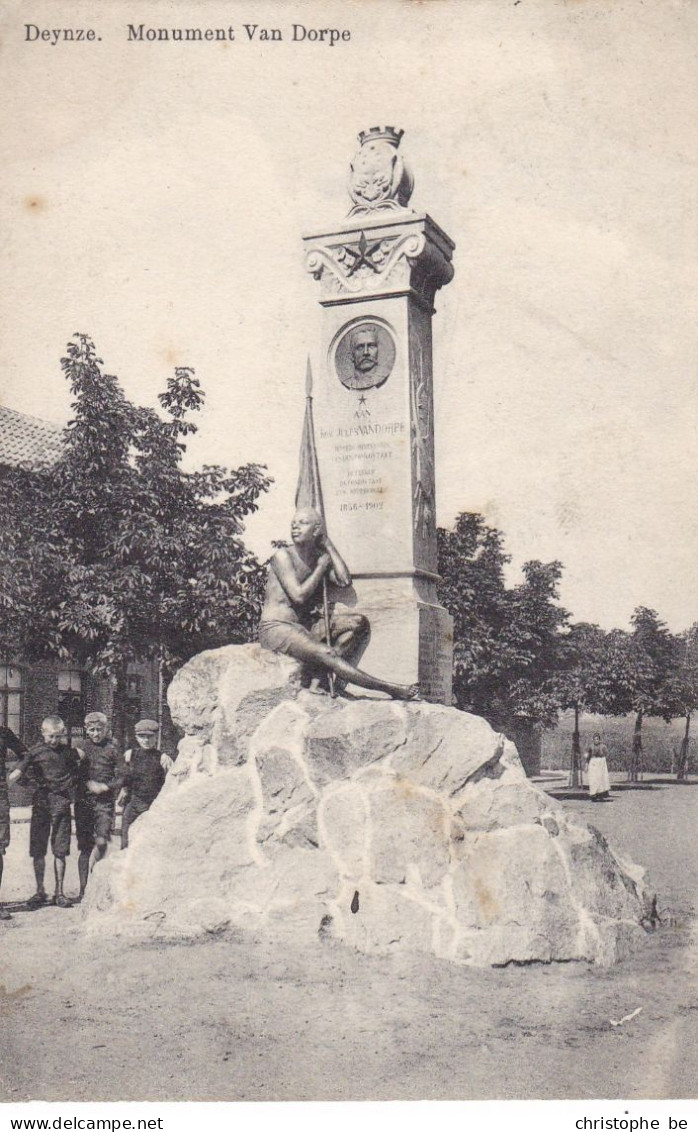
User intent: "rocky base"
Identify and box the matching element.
[84,645,650,966]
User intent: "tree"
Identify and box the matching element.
[585,609,680,783]
[625,608,680,781]
[665,623,698,780]
[0,334,271,744]
[436,513,511,717]
[438,513,569,773]
[562,615,680,783]
[503,559,569,727]
[0,464,69,664]
[555,622,608,787]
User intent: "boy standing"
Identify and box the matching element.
[119,719,173,848]
[1,725,27,921]
[10,716,78,909]
[74,711,123,900]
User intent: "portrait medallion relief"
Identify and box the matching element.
[333,321,396,391]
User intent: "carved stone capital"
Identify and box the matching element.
[303,213,454,310]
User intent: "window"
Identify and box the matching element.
[57,670,82,693]
[0,664,24,737]
[57,669,85,731]
[126,674,141,721]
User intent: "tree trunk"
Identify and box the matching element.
[629,708,643,782]
[157,658,165,749]
[569,704,582,788]
[677,712,691,781]
[157,657,180,755]
[111,662,128,753]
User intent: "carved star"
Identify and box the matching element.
[343,231,383,276]
[358,394,368,405]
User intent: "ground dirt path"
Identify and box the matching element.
[1,779,696,1101]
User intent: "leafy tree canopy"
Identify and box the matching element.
[438,513,568,734]
[0,334,271,684]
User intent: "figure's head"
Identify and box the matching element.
[41,716,66,747]
[84,711,108,743]
[291,507,324,545]
[350,326,379,374]
[134,719,158,749]
[592,732,602,745]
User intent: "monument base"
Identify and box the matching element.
[331,575,453,704]
[83,645,652,968]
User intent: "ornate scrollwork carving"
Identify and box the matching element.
[305,230,427,297]
[410,337,435,543]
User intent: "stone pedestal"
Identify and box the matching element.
[304,198,455,702]
[328,575,453,703]
[85,645,651,968]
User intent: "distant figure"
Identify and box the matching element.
[258,507,419,700]
[10,716,79,908]
[74,711,124,901]
[1,725,27,921]
[585,733,611,802]
[119,719,174,849]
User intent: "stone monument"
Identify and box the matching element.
[85,644,651,967]
[81,130,652,971]
[303,128,455,703]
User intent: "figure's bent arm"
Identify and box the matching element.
[121,756,133,804]
[323,537,351,588]
[106,749,126,793]
[272,549,328,605]
[9,747,36,785]
[6,730,26,758]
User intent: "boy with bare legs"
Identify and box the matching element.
[10,716,78,909]
[74,712,124,901]
[119,719,174,849]
[1,725,26,920]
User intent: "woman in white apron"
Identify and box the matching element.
[585,732,611,801]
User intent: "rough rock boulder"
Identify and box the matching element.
[84,644,650,966]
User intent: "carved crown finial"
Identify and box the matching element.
[357,126,404,148]
[348,127,413,217]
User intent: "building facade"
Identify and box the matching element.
[1,405,160,758]
[1,657,160,748]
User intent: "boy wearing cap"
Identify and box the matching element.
[74,711,124,900]
[119,719,173,849]
[1,725,27,920]
[9,716,79,909]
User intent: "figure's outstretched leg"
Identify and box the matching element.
[326,653,419,700]
[290,633,418,701]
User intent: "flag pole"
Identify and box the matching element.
[305,359,337,698]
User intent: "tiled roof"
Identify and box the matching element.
[0,405,64,469]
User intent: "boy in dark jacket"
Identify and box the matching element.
[10,716,79,909]
[74,711,124,900]
[1,725,27,920]
[119,719,173,849]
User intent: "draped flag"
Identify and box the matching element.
[295,357,335,696]
[295,357,325,518]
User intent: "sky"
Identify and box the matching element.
[1,0,696,631]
